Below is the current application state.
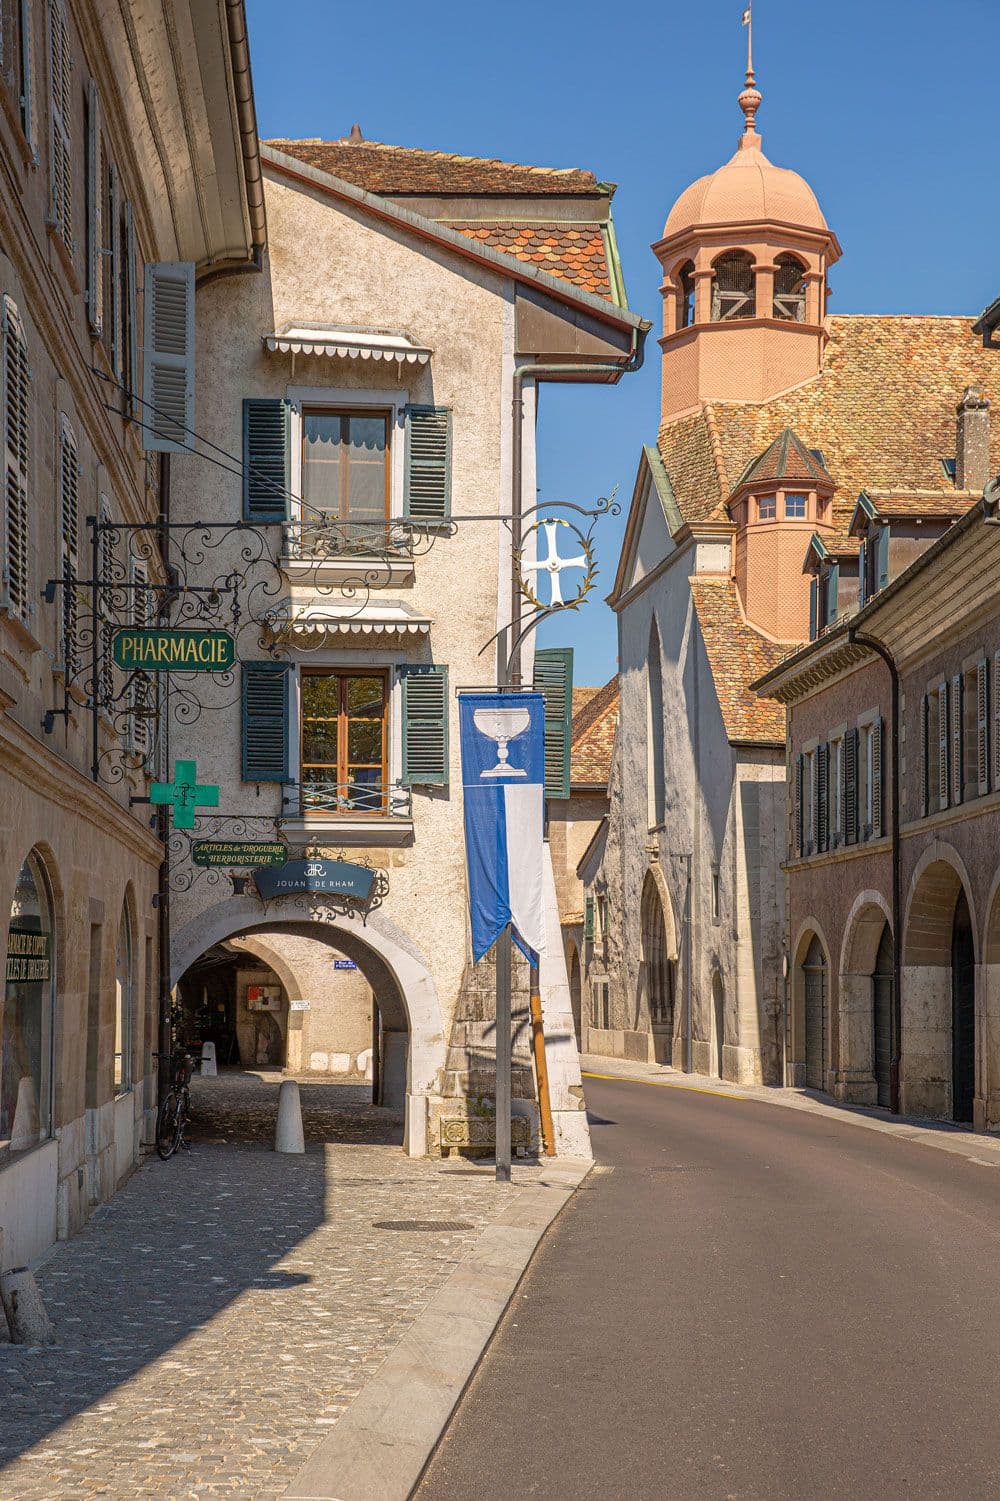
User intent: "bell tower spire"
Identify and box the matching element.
[737,4,762,146]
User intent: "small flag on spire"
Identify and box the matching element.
[742,6,752,23]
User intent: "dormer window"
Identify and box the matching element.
[711,251,755,321]
[757,494,776,521]
[774,254,807,322]
[678,261,696,328]
[784,493,807,519]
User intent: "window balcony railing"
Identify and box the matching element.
[282,780,413,820]
[282,519,416,562]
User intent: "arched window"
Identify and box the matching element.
[641,878,674,1030]
[114,899,134,1095]
[677,260,696,329]
[2,295,31,622]
[711,251,756,321]
[774,254,807,321]
[802,935,827,1091]
[647,621,665,828]
[2,852,56,1158]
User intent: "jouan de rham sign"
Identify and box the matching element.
[113,628,235,672]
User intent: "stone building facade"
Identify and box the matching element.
[166,133,649,1158]
[0,0,262,1263]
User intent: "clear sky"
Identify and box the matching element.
[245,0,1000,686]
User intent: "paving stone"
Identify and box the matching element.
[0,1072,538,1500]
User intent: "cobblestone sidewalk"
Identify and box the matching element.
[0,1073,541,1500]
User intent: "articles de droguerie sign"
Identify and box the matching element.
[113,628,236,672]
[192,840,288,869]
[5,929,51,984]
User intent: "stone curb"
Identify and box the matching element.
[282,1158,591,1501]
[580,1054,1000,1169]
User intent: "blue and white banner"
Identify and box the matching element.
[460,692,546,963]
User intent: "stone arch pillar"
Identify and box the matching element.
[837,892,893,1106]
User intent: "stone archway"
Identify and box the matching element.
[838,892,893,1108]
[790,922,831,1093]
[639,867,677,1064]
[171,896,445,1156]
[902,848,978,1123]
[567,943,582,1046]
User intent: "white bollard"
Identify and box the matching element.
[274,1079,305,1154]
[1,1265,55,1345]
[200,1041,217,1077]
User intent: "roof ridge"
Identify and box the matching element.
[264,135,599,182]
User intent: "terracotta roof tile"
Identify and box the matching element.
[737,428,831,488]
[862,490,974,521]
[570,675,619,786]
[689,580,787,744]
[447,222,611,296]
[266,137,604,197]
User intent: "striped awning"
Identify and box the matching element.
[265,603,432,645]
[263,324,432,365]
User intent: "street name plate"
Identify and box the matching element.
[113,628,236,672]
[255,858,377,905]
[192,840,288,869]
[333,959,358,970]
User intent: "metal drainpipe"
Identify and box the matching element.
[848,625,901,1114]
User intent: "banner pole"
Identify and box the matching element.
[495,928,512,1183]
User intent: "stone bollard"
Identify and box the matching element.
[200,1041,217,1078]
[1,1266,55,1346]
[274,1079,305,1154]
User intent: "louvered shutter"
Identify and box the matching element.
[241,662,290,782]
[85,79,102,336]
[793,754,803,857]
[920,695,929,818]
[403,405,452,521]
[871,717,884,839]
[857,542,866,607]
[141,261,194,453]
[951,672,963,806]
[400,664,449,786]
[845,727,858,845]
[2,296,31,621]
[876,525,890,592]
[124,203,137,417]
[533,646,573,800]
[48,0,72,249]
[826,562,840,627]
[976,658,989,798]
[108,162,120,376]
[584,896,595,942]
[993,653,1000,792]
[59,417,79,674]
[809,577,818,640]
[243,399,290,522]
[937,681,949,810]
[19,0,34,148]
[817,742,829,853]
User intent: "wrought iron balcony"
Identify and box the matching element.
[282,519,416,562]
[282,780,413,820]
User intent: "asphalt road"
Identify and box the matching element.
[417,1074,1000,1501]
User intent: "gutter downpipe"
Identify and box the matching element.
[848,624,901,1114]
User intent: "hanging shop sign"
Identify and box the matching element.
[192,840,288,869]
[113,628,236,672]
[254,858,377,905]
[5,928,51,984]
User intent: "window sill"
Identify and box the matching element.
[0,608,42,657]
[280,813,413,847]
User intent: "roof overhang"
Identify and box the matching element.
[264,324,432,365]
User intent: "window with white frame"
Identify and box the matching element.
[302,407,390,544]
[2,295,30,621]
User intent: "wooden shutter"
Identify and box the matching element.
[857,542,866,608]
[876,525,890,592]
[85,79,102,336]
[826,561,840,627]
[951,672,963,806]
[243,398,290,522]
[977,658,989,798]
[920,694,929,818]
[871,717,884,838]
[793,753,803,857]
[584,896,595,941]
[48,0,72,248]
[533,646,574,800]
[993,653,1000,792]
[845,727,858,845]
[2,296,31,621]
[241,662,290,782]
[19,0,34,149]
[108,161,120,376]
[59,416,79,673]
[124,203,137,417]
[817,741,829,853]
[141,261,194,453]
[809,577,818,640]
[400,664,449,786]
[403,405,451,521]
[937,681,949,810]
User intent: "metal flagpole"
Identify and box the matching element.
[495,625,512,1184]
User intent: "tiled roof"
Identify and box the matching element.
[862,490,974,520]
[265,138,604,196]
[689,579,787,744]
[570,675,619,786]
[659,316,1000,530]
[448,223,611,297]
[736,428,831,489]
[572,686,601,718]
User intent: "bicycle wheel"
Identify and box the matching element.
[156,1091,181,1160]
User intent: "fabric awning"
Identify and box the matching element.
[263,324,432,365]
[265,603,433,645]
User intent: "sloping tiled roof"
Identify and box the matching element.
[265,138,604,197]
[862,490,975,521]
[689,579,787,744]
[736,427,831,489]
[570,675,619,786]
[448,223,611,297]
[572,686,601,719]
[658,316,1000,531]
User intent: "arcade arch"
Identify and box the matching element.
[839,893,894,1108]
[791,924,831,1093]
[902,851,978,1123]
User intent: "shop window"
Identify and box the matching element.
[2,851,55,1160]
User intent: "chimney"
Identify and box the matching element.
[956,387,991,491]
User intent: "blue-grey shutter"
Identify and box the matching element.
[921,694,929,817]
[403,405,451,521]
[85,79,102,336]
[871,717,884,839]
[826,561,840,625]
[241,661,290,782]
[793,753,803,857]
[809,576,818,640]
[533,646,574,800]
[817,742,829,853]
[19,0,34,150]
[876,525,890,592]
[845,728,858,845]
[243,398,290,522]
[400,664,449,786]
[977,658,989,798]
[951,672,963,806]
[937,680,949,810]
[141,261,194,452]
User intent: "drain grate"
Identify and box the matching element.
[372,1220,474,1232]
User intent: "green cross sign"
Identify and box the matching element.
[150,760,220,829]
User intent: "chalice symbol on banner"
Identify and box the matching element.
[473,705,530,778]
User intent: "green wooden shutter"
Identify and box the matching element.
[533,646,573,800]
[808,577,818,640]
[241,661,290,782]
[400,664,449,786]
[85,79,102,337]
[876,525,890,592]
[826,561,840,626]
[243,398,290,522]
[993,653,1000,792]
[19,0,34,150]
[857,542,866,607]
[584,896,595,942]
[403,405,452,521]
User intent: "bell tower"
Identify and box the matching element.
[653,41,841,420]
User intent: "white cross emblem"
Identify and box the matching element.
[519,519,590,608]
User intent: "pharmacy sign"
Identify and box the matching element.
[113,628,235,672]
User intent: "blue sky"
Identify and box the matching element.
[245,0,1000,686]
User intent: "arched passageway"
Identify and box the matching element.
[952,891,975,1124]
[839,897,894,1108]
[902,854,978,1123]
[568,946,582,1045]
[801,936,828,1092]
[872,923,894,1110]
[711,971,725,1079]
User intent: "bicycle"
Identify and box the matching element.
[155,1050,197,1160]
